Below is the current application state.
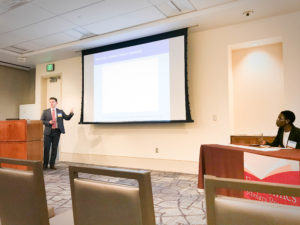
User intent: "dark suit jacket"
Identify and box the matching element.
[41,108,74,135]
[269,125,300,149]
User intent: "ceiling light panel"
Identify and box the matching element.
[188,0,236,10]
[64,28,89,39]
[0,3,54,34]
[70,27,96,39]
[83,6,165,35]
[3,45,29,54]
[150,0,195,17]
[60,0,152,26]
[33,0,104,15]
[14,41,40,52]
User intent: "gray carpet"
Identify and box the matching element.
[44,162,207,225]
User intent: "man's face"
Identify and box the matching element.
[49,99,57,108]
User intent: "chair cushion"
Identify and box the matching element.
[74,178,143,225]
[0,168,44,225]
[49,209,73,225]
[215,196,300,225]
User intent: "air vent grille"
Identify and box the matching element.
[3,45,30,54]
[150,0,195,17]
[72,27,97,40]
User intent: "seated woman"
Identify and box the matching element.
[260,110,300,149]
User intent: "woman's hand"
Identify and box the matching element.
[257,138,266,145]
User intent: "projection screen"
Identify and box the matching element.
[81,28,192,124]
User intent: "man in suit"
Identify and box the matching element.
[41,97,74,170]
[260,110,300,149]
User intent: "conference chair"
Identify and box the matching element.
[204,175,300,225]
[0,157,54,225]
[69,165,156,225]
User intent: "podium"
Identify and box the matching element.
[0,120,43,170]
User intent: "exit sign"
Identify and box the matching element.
[46,64,55,72]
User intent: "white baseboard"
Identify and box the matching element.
[60,152,198,174]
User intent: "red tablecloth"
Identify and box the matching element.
[198,144,300,197]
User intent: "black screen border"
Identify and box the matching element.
[80,28,193,124]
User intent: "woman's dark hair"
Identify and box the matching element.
[281,110,296,124]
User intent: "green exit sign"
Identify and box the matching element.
[46,64,55,72]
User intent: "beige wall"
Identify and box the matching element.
[35,11,300,174]
[232,43,284,135]
[0,66,35,120]
[28,69,36,103]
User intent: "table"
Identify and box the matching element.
[198,144,300,197]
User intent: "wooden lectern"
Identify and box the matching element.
[0,120,43,170]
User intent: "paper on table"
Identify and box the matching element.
[224,144,287,152]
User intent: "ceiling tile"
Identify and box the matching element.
[12,17,76,42]
[33,0,104,15]
[64,27,96,40]
[83,6,165,35]
[32,33,77,49]
[0,0,33,14]
[0,32,24,48]
[0,3,54,34]
[60,0,152,26]
[172,0,196,10]
[14,40,41,52]
[64,29,86,39]
[3,45,30,54]
[188,0,236,10]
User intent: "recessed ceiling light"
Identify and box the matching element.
[243,10,254,17]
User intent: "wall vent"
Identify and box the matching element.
[49,76,60,83]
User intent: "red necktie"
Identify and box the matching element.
[52,109,56,128]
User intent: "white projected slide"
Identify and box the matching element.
[97,57,160,114]
[83,33,188,123]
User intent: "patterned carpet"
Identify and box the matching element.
[44,162,207,225]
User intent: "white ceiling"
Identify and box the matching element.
[0,0,300,69]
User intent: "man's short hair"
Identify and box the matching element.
[281,110,296,124]
[49,97,57,102]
